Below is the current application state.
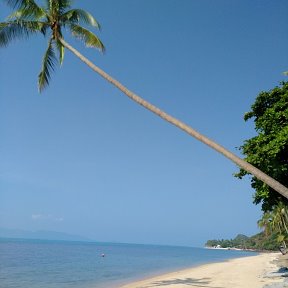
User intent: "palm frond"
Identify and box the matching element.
[7,4,46,21]
[48,0,72,15]
[69,24,105,51]
[38,38,57,92]
[61,9,101,29]
[58,0,73,13]
[4,0,27,8]
[56,38,65,65]
[4,0,40,10]
[0,20,47,47]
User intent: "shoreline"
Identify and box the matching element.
[119,252,283,288]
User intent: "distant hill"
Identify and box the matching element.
[0,228,91,242]
[205,233,279,251]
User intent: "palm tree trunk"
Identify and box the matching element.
[281,215,288,234]
[59,38,288,199]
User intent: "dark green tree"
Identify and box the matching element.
[236,82,288,211]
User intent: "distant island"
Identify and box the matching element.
[205,233,280,251]
[0,227,91,242]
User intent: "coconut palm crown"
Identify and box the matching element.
[0,0,104,91]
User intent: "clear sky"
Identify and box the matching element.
[0,0,287,247]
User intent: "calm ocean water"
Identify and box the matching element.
[0,238,256,288]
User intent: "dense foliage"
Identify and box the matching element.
[234,82,288,249]
[205,234,249,249]
[258,202,288,249]
[205,233,280,251]
[235,81,288,212]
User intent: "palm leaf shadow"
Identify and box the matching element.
[135,277,224,287]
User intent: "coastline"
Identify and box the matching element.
[119,252,283,288]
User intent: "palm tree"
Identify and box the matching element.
[0,0,105,91]
[1,0,288,199]
[273,203,288,237]
[258,203,288,249]
[270,204,288,249]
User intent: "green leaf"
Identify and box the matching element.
[2,0,105,93]
[277,234,285,243]
[4,0,27,9]
[61,9,101,29]
[38,38,57,92]
[0,20,46,47]
[7,4,46,20]
[48,0,73,15]
[56,38,65,65]
[4,0,41,11]
[69,24,105,51]
[236,82,288,212]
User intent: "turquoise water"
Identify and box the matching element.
[0,238,256,288]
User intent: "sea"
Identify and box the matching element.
[0,238,257,288]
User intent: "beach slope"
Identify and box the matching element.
[120,253,282,288]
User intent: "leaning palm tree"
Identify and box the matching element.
[1,0,288,198]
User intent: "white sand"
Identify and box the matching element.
[120,253,283,288]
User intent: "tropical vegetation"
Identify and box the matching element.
[205,233,281,251]
[1,0,288,199]
[236,82,288,250]
[257,202,288,250]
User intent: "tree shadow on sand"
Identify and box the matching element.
[136,277,224,288]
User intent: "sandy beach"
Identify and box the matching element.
[120,253,283,288]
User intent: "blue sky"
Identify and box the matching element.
[0,0,287,247]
